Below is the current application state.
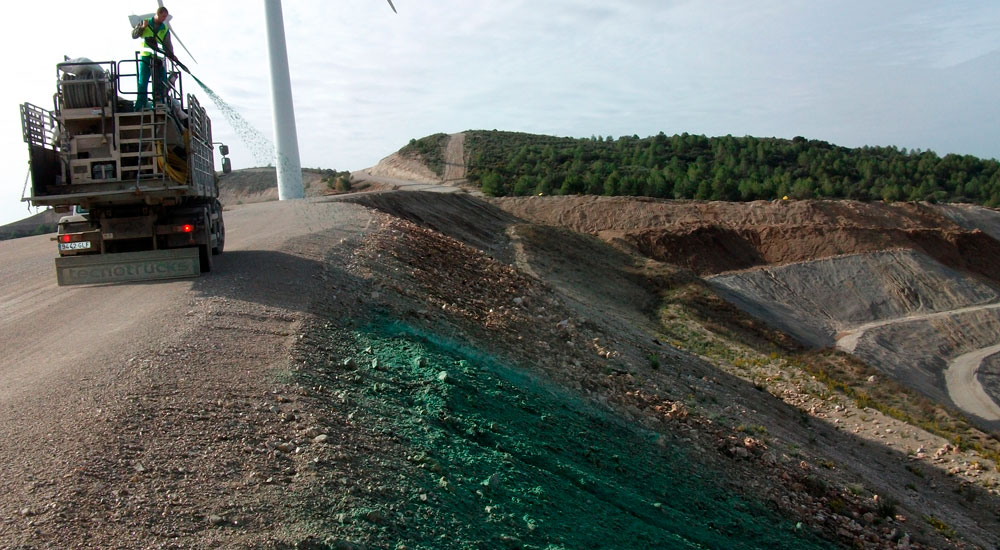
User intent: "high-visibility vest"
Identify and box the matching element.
[141,18,169,57]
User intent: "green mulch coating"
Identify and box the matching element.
[293,319,834,550]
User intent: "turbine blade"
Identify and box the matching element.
[386,0,397,13]
[167,24,199,64]
[129,13,154,28]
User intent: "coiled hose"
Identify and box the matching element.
[156,130,190,184]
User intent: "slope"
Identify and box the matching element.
[707,249,1000,349]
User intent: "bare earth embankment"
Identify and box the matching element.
[496,196,1000,428]
[709,251,1000,428]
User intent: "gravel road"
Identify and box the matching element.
[0,198,372,548]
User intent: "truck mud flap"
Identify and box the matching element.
[55,248,201,286]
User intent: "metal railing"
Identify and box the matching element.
[117,52,185,112]
[20,103,56,149]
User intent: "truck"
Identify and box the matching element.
[20,56,230,286]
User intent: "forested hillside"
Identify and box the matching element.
[412,131,1000,205]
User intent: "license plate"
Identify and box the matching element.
[59,241,92,251]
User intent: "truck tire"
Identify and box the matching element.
[199,243,212,272]
[199,210,213,273]
[212,200,225,255]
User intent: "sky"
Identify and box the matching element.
[2,0,999,225]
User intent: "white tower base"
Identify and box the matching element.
[264,0,304,200]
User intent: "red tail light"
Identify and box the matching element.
[182,224,194,233]
[60,234,72,243]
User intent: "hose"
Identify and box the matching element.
[156,130,190,184]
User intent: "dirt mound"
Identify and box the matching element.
[491,196,962,234]
[626,225,1000,282]
[936,203,1000,242]
[217,168,330,206]
[364,152,441,184]
[492,196,1000,282]
[338,191,519,261]
[0,208,61,240]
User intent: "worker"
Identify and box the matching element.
[131,6,175,111]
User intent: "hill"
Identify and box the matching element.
[217,167,359,206]
[0,208,60,241]
[402,130,1000,205]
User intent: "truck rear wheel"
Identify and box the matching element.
[212,200,225,255]
[199,243,212,272]
[199,210,213,273]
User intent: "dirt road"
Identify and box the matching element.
[442,132,466,182]
[946,343,1000,424]
[833,302,1000,421]
[835,302,1000,354]
[0,198,373,547]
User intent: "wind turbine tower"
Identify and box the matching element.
[263,0,304,200]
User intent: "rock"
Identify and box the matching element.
[730,447,750,459]
[314,434,329,444]
[513,297,524,306]
[364,510,386,524]
[303,426,322,438]
[481,473,502,490]
[208,514,226,526]
[867,375,877,383]
[666,402,688,419]
[413,356,428,368]
[437,371,452,384]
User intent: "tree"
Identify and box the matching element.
[481,171,505,196]
[513,175,537,196]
